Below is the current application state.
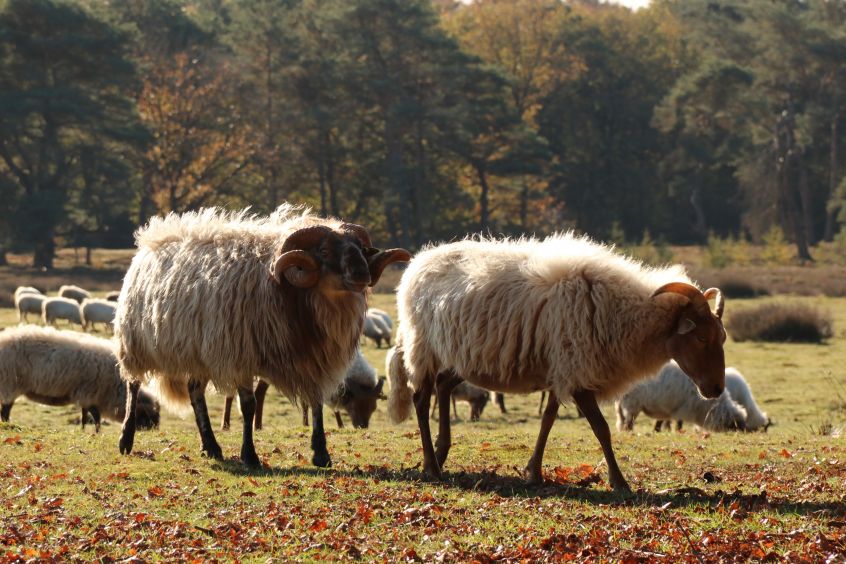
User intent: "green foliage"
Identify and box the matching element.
[705,232,732,268]
[761,225,793,265]
[628,229,673,266]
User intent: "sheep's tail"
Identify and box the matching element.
[387,345,413,424]
[146,377,193,418]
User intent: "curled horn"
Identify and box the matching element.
[651,282,711,315]
[272,225,331,288]
[703,287,725,319]
[367,248,412,286]
[341,223,372,248]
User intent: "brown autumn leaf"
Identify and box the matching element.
[780,448,793,458]
[3,436,22,445]
[147,486,164,498]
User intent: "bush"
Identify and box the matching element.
[715,272,770,298]
[727,303,833,343]
[705,232,732,268]
[761,225,793,265]
[629,230,673,266]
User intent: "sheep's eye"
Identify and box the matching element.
[697,336,707,343]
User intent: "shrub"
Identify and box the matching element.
[629,230,673,266]
[727,303,833,343]
[761,225,793,265]
[715,272,769,298]
[705,232,732,268]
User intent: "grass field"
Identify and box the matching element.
[1,288,845,560]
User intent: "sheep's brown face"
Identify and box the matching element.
[136,392,161,430]
[272,224,411,292]
[654,284,727,399]
[340,377,386,428]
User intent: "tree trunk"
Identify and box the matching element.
[85,246,92,267]
[775,106,813,262]
[33,231,55,269]
[824,113,840,242]
[0,248,7,266]
[797,156,815,246]
[476,164,491,232]
[689,169,708,242]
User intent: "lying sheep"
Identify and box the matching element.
[653,367,770,432]
[430,380,489,422]
[42,297,83,327]
[116,205,409,467]
[388,233,727,491]
[16,293,46,324]
[0,326,159,431]
[616,362,747,433]
[363,311,391,348]
[59,284,91,304]
[80,299,117,333]
[105,291,120,302]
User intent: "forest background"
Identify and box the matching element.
[2,0,846,268]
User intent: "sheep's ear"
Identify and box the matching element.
[366,248,412,286]
[677,317,696,335]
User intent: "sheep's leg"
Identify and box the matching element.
[188,380,223,461]
[81,407,88,429]
[495,393,507,414]
[89,406,101,433]
[675,420,683,432]
[413,375,440,479]
[451,397,458,420]
[310,402,332,468]
[221,396,233,431]
[301,402,309,427]
[253,380,269,431]
[237,386,261,467]
[119,381,141,455]
[524,390,560,484]
[334,411,344,428]
[435,371,462,468]
[654,420,664,433]
[538,391,546,416]
[573,389,630,492]
[1,402,12,422]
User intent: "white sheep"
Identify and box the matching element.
[615,362,747,433]
[0,326,159,431]
[13,286,41,301]
[367,307,393,330]
[42,297,83,327]
[15,293,46,324]
[105,291,121,302]
[363,311,392,348]
[115,205,410,467]
[80,298,117,333]
[387,233,727,491]
[58,284,91,304]
[653,367,770,432]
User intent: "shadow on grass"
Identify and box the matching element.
[208,456,845,519]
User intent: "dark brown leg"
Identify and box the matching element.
[0,403,11,422]
[89,406,101,433]
[451,397,458,420]
[237,386,260,467]
[538,391,546,416]
[413,374,440,479]
[119,381,141,455]
[81,407,88,429]
[302,401,309,427]
[310,402,331,468]
[188,379,223,460]
[676,420,683,432]
[334,411,344,428]
[253,380,269,430]
[435,372,462,467]
[495,392,507,413]
[573,389,630,492]
[524,390,560,483]
[221,396,233,431]
[654,420,664,433]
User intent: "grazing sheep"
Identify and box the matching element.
[363,311,391,348]
[105,291,121,302]
[654,367,770,432]
[388,233,727,491]
[367,308,393,330]
[14,286,41,301]
[59,284,91,304]
[80,299,117,333]
[15,293,46,324]
[42,297,83,327]
[431,381,489,422]
[615,362,747,433]
[0,326,159,431]
[115,205,410,468]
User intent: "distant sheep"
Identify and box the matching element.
[616,362,747,433]
[59,285,91,304]
[363,311,391,348]
[654,367,770,432]
[367,308,393,330]
[14,286,41,301]
[388,233,727,491]
[115,205,409,468]
[0,326,159,431]
[431,380,489,422]
[42,297,82,327]
[105,291,121,302]
[16,293,46,324]
[80,299,117,333]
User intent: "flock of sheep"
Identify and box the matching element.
[1,203,771,492]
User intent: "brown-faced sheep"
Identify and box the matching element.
[388,233,726,491]
[0,326,159,431]
[115,205,409,467]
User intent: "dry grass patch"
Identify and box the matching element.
[728,303,834,343]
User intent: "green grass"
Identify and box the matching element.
[1,293,845,560]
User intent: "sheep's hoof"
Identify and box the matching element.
[118,426,135,455]
[422,462,443,481]
[523,467,543,485]
[312,451,332,468]
[611,478,632,493]
[241,450,261,468]
[203,443,224,461]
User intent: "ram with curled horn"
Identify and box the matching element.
[115,205,410,470]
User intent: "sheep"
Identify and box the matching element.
[0,326,159,431]
[367,307,393,330]
[222,351,387,431]
[115,205,410,468]
[653,367,770,432]
[80,298,117,333]
[430,381,489,422]
[58,284,91,304]
[105,291,121,302]
[363,311,392,348]
[387,233,727,491]
[14,286,41,301]
[42,297,83,327]
[615,361,747,433]
[15,293,46,324]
